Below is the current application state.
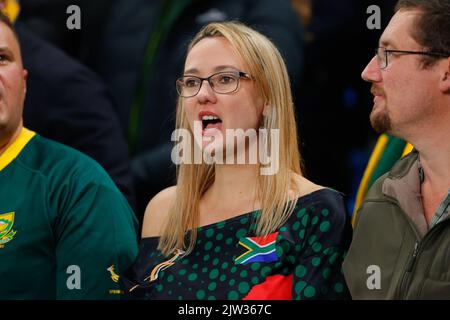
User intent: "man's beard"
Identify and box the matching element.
[370,109,392,134]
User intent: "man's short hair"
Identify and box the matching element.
[395,0,450,67]
[0,10,21,46]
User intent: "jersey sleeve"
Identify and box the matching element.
[288,191,352,299]
[52,181,139,299]
[119,237,162,300]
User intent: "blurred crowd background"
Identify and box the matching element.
[9,0,398,226]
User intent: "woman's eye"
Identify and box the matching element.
[185,79,199,87]
[219,75,236,84]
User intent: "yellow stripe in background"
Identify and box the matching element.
[402,143,414,158]
[3,0,20,23]
[351,134,389,227]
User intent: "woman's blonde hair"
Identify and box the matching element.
[158,21,303,256]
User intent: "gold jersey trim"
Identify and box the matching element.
[0,128,36,171]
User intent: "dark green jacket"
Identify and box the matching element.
[343,151,450,299]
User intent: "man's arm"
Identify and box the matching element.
[53,182,138,299]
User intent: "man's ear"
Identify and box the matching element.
[439,57,450,94]
[22,69,28,94]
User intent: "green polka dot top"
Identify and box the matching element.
[121,188,352,300]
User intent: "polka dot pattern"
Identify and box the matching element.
[124,189,351,300]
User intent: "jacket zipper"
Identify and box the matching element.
[406,242,419,273]
[397,241,419,298]
[396,219,449,299]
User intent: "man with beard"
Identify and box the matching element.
[343,0,450,299]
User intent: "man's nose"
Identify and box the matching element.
[362,56,382,83]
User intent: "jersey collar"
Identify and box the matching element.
[0,127,36,171]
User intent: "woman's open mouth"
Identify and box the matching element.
[199,112,223,136]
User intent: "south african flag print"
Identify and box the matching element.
[235,232,279,265]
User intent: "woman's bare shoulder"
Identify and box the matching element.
[290,173,326,199]
[141,186,177,238]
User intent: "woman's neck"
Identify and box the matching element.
[199,164,261,224]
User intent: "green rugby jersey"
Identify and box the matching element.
[0,128,138,299]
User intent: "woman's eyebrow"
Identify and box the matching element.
[184,67,199,74]
[184,65,237,75]
[213,65,237,72]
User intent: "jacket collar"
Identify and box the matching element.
[382,150,450,237]
[382,150,427,236]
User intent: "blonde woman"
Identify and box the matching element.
[122,21,351,300]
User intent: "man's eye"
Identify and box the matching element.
[185,78,199,87]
